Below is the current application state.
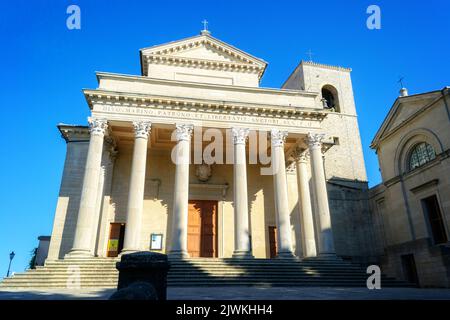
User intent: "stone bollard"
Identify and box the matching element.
[114,251,170,300]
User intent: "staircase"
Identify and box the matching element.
[0,257,413,289]
[168,258,412,287]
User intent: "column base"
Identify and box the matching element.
[276,252,298,260]
[65,248,94,259]
[232,251,254,259]
[168,251,190,260]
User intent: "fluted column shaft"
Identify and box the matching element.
[293,149,317,257]
[169,124,193,258]
[68,118,108,258]
[122,121,151,253]
[307,133,336,256]
[231,128,253,258]
[271,129,294,258]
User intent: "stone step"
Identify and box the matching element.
[171,265,362,269]
[0,278,408,288]
[33,265,365,271]
[15,271,368,278]
[0,280,412,288]
[170,259,354,264]
[5,272,377,280]
[0,257,413,289]
[171,264,364,269]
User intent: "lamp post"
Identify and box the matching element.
[6,251,15,277]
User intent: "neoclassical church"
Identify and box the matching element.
[3,30,447,289]
[40,29,375,265]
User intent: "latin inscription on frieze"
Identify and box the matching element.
[95,104,320,129]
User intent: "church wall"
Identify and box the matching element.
[321,111,375,261]
[147,63,260,87]
[48,140,89,260]
[97,75,318,110]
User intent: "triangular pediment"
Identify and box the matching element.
[169,43,243,63]
[388,99,430,129]
[140,33,267,75]
[371,91,442,148]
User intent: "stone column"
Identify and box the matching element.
[122,121,151,254]
[168,124,193,259]
[67,118,108,258]
[307,133,336,256]
[293,148,317,257]
[231,127,253,258]
[270,129,294,258]
[95,140,118,257]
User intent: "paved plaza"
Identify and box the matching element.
[1,287,450,300]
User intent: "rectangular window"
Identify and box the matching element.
[421,195,448,244]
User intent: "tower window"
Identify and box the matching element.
[321,85,340,112]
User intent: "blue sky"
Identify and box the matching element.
[0,0,448,275]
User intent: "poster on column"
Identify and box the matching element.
[150,233,163,250]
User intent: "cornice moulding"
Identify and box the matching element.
[144,54,264,78]
[57,123,90,142]
[301,60,352,72]
[83,89,327,122]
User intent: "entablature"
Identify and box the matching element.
[84,89,327,134]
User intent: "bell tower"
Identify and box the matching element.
[282,60,357,116]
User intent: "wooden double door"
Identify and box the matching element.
[187,200,218,258]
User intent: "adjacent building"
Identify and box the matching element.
[370,87,450,287]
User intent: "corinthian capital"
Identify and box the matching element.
[88,118,108,136]
[306,133,325,149]
[270,129,288,147]
[175,124,194,141]
[133,121,152,139]
[292,147,309,163]
[231,127,250,145]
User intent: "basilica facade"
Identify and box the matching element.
[47,30,375,263]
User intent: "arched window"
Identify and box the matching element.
[321,85,340,112]
[408,142,436,171]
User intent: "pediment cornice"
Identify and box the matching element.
[144,54,263,77]
[140,34,267,79]
[370,90,445,149]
